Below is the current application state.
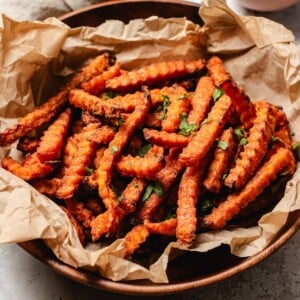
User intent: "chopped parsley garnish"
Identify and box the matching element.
[141,182,163,203]
[178,112,198,136]
[103,91,117,100]
[222,173,228,180]
[86,167,94,175]
[164,205,177,220]
[117,117,124,126]
[292,141,300,161]
[111,145,118,154]
[158,94,170,120]
[271,135,279,142]
[137,144,152,157]
[217,140,228,150]
[212,87,224,102]
[234,128,245,138]
[239,137,248,146]
[199,198,214,215]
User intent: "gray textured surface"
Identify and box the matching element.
[0,0,300,299]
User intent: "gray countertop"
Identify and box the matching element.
[0,1,300,299]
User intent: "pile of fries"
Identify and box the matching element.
[0,52,297,259]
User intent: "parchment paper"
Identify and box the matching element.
[1,0,300,283]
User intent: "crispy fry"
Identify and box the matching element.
[188,76,215,126]
[179,94,233,166]
[161,86,190,133]
[145,218,177,236]
[143,128,191,148]
[225,102,276,190]
[115,145,164,179]
[1,153,54,181]
[81,63,121,95]
[207,56,256,129]
[203,127,237,193]
[17,136,39,154]
[65,198,95,228]
[176,155,209,245]
[37,108,72,162]
[81,111,101,125]
[86,198,103,215]
[204,147,296,229]
[106,59,206,92]
[124,224,150,257]
[136,193,163,222]
[96,91,150,211]
[0,53,112,146]
[32,178,61,198]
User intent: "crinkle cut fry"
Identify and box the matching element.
[1,153,54,181]
[37,108,72,162]
[17,136,39,154]
[124,224,150,258]
[188,76,215,126]
[90,178,146,241]
[203,127,236,193]
[65,198,95,228]
[224,102,276,190]
[69,89,125,117]
[136,193,163,223]
[81,63,121,95]
[124,218,177,258]
[161,86,190,133]
[204,147,296,229]
[96,92,150,210]
[0,53,112,146]
[143,128,191,148]
[115,145,164,179]
[179,94,233,167]
[91,93,150,240]
[176,156,209,245]
[105,59,206,93]
[207,56,256,129]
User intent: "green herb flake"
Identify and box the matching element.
[178,112,198,136]
[111,145,118,154]
[164,205,177,220]
[212,87,224,102]
[103,91,116,100]
[217,140,228,150]
[158,94,171,120]
[86,167,94,176]
[292,141,300,161]
[239,137,248,146]
[117,117,124,126]
[222,173,228,181]
[234,128,245,138]
[137,144,152,157]
[199,198,214,214]
[271,135,279,142]
[141,182,163,203]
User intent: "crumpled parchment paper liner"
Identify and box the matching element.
[1,0,300,283]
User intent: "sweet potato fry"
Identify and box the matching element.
[225,102,276,190]
[81,63,121,95]
[143,128,191,148]
[204,147,296,229]
[161,86,190,133]
[0,53,112,146]
[96,91,150,211]
[124,224,150,257]
[37,108,72,162]
[179,94,233,166]
[65,198,95,228]
[188,76,215,126]
[176,156,209,245]
[207,56,256,129]
[115,145,164,179]
[1,153,54,181]
[145,218,177,236]
[17,136,39,154]
[105,59,206,93]
[203,127,237,193]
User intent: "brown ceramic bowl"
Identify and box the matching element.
[19,0,300,295]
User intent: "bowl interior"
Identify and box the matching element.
[19,0,300,295]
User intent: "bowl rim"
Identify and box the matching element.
[18,0,300,295]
